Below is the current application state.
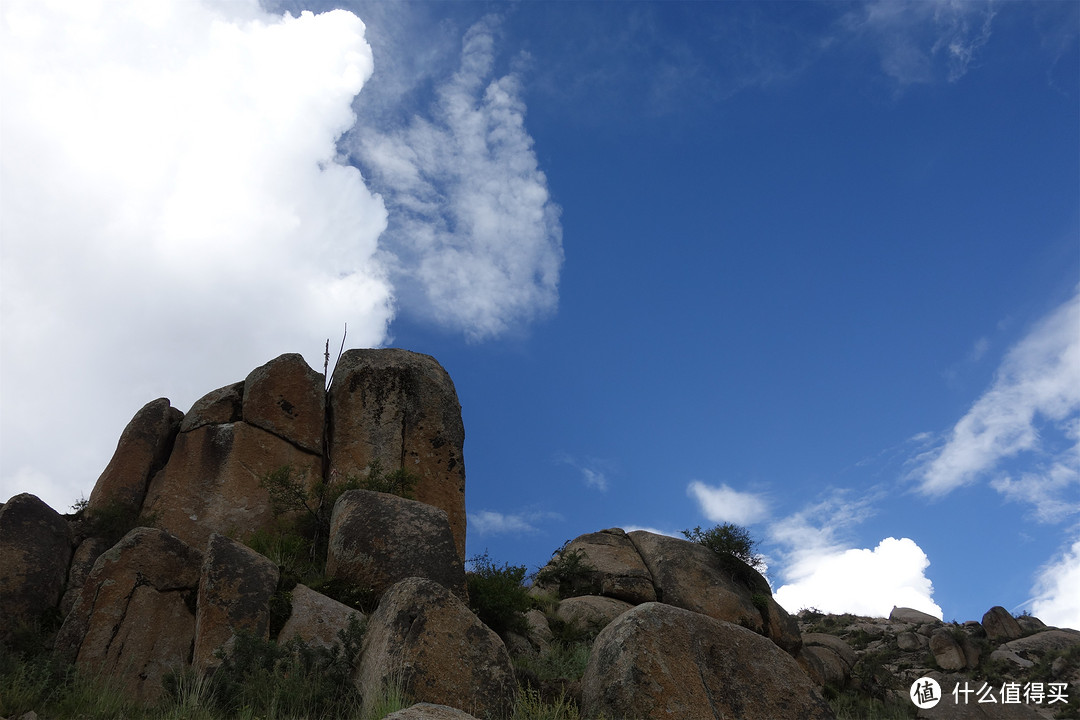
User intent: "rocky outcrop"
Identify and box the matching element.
[327,489,466,599]
[328,349,467,560]
[59,537,113,617]
[55,528,202,703]
[358,577,516,719]
[242,353,325,455]
[982,605,1023,644]
[554,595,634,636]
[0,494,73,639]
[85,398,183,519]
[383,704,481,720]
[192,534,280,671]
[581,602,834,720]
[142,420,323,550]
[276,583,364,650]
[537,528,656,604]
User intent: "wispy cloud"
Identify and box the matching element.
[468,509,562,536]
[848,0,996,86]
[1028,534,1080,631]
[556,454,613,492]
[352,14,563,340]
[686,481,770,526]
[911,291,1080,499]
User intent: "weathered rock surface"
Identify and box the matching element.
[930,628,969,671]
[192,534,279,672]
[554,595,633,636]
[180,381,244,432]
[59,536,114,617]
[55,528,202,703]
[85,398,183,518]
[538,529,656,604]
[242,353,325,454]
[581,602,834,720]
[628,529,801,654]
[277,583,363,650]
[358,578,516,719]
[327,489,465,599]
[383,704,481,720]
[0,493,73,638]
[891,606,942,624]
[982,605,1024,643]
[142,420,322,550]
[328,349,467,560]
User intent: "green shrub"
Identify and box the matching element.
[681,523,766,575]
[534,542,594,598]
[468,552,532,637]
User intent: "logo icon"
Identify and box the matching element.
[910,677,942,709]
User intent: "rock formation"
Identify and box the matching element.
[3,349,1077,720]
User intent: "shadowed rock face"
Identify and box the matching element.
[581,603,834,720]
[359,578,516,720]
[0,494,73,638]
[327,489,466,600]
[328,349,467,560]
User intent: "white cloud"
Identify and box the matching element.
[1029,536,1080,631]
[469,509,561,536]
[913,291,1080,498]
[556,454,612,492]
[353,15,563,340]
[991,458,1080,524]
[850,0,995,85]
[687,481,770,526]
[0,0,393,510]
[774,537,943,619]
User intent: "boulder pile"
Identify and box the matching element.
[2,350,1076,720]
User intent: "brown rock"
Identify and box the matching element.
[627,530,801,653]
[1002,628,1080,659]
[581,602,834,720]
[524,609,553,653]
[554,595,633,637]
[327,489,465,599]
[54,528,202,703]
[358,577,516,719]
[898,631,928,651]
[383,704,480,720]
[59,537,113,617]
[142,421,322,550]
[930,629,967,671]
[277,583,364,651]
[890,606,941,625]
[0,493,73,638]
[85,398,183,519]
[180,382,244,432]
[242,353,325,454]
[798,645,850,689]
[193,533,279,672]
[1015,614,1046,634]
[328,349,467,560]
[537,529,655,603]
[981,606,1023,643]
[803,633,858,670]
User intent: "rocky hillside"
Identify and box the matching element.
[1,351,1076,720]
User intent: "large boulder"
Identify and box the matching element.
[554,595,634,637]
[890,606,941,625]
[276,583,364,650]
[0,493,73,638]
[581,603,834,720]
[180,381,244,432]
[192,534,279,672]
[327,489,465,599]
[627,530,801,654]
[55,528,202,703]
[930,628,968,671]
[981,606,1023,643]
[242,353,325,455]
[358,578,516,719]
[327,349,467,560]
[60,537,114,617]
[85,398,183,520]
[537,529,656,604]
[142,420,322,550]
[798,634,857,689]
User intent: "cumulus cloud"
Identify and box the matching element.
[352,15,563,340]
[912,291,1080,499]
[774,537,943,619]
[849,0,995,85]
[0,0,391,510]
[1029,536,1080,631]
[687,481,770,526]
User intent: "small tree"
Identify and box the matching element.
[682,522,766,574]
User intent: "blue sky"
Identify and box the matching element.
[2,0,1077,628]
